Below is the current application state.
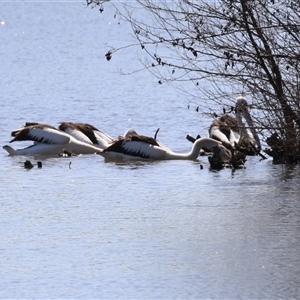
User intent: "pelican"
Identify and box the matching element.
[3,123,102,156]
[209,96,261,152]
[209,115,239,150]
[97,132,232,161]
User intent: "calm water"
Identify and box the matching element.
[1,2,300,299]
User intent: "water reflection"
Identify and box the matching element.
[107,159,164,170]
[277,163,300,180]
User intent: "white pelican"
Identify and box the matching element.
[3,123,102,156]
[209,96,261,151]
[97,132,232,161]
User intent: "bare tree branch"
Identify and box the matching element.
[87,0,300,163]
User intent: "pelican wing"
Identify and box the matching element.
[209,125,229,143]
[10,126,71,144]
[71,123,105,145]
[59,122,94,144]
[24,122,52,127]
[103,139,166,159]
[61,127,93,144]
[93,130,114,146]
[129,134,159,146]
[11,122,56,137]
[59,122,115,147]
[74,122,115,146]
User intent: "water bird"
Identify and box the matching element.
[209,96,261,152]
[24,160,34,169]
[97,132,231,161]
[23,160,42,169]
[3,123,102,156]
[58,148,77,157]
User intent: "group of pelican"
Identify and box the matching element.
[2,96,261,163]
[3,121,231,161]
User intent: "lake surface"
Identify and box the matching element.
[1,2,300,299]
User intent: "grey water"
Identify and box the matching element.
[1,2,300,299]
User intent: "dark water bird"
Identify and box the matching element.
[24,160,34,169]
[23,160,42,169]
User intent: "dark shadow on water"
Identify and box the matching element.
[104,158,168,170]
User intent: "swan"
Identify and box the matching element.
[209,96,261,151]
[97,132,232,161]
[3,123,102,156]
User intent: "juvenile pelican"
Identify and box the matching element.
[209,96,261,152]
